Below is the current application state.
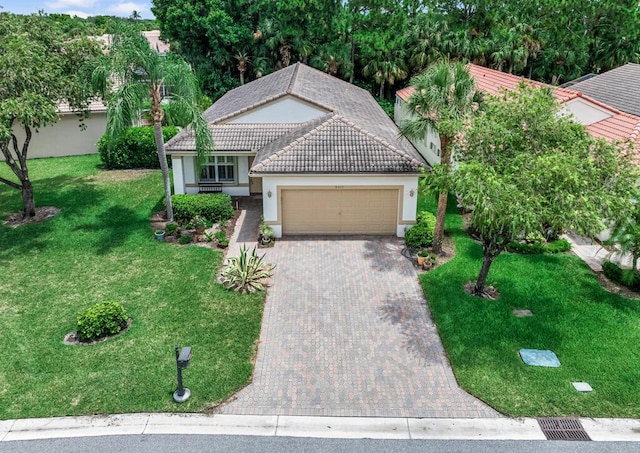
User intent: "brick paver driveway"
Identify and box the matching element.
[220,237,498,417]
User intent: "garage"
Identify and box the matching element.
[281,188,399,235]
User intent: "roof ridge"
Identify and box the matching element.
[286,63,301,94]
[262,113,338,166]
[212,93,286,124]
[331,115,426,168]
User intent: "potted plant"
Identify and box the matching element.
[215,230,229,248]
[154,229,165,241]
[191,215,207,234]
[417,250,429,265]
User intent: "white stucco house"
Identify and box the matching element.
[396,63,640,166]
[166,63,428,238]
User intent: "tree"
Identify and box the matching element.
[0,13,100,218]
[400,61,480,254]
[455,84,638,296]
[91,24,214,221]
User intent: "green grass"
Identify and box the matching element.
[418,193,640,417]
[0,155,264,419]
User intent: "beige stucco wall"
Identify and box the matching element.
[5,113,106,161]
[394,96,441,166]
[261,174,419,238]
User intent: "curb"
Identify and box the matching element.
[1,414,639,442]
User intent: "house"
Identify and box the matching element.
[4,31,170,162]
[166,63,427,237]
[396,64,640,166]
[5,99,107,161]
[561,63,640,117]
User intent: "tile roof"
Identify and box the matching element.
[57,98,107,114]
[397,64,640,162]
[165,123,300,151]
[564,63,640,117]
[170,63,426,174]
[251,113,425,174]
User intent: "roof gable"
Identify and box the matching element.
[251,113,425,174]
[565,63,640,117]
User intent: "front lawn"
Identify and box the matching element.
[419,194,640,417]
[0,155,264,419]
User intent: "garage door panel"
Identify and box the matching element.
[282,188,398,235]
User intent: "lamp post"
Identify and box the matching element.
[173,344,192,403]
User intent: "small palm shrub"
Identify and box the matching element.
[221,246,273,293]
[76,301,129,341]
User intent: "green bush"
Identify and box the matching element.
[165,222,178,236]
[171,193,234,224]
[506,238,571,255]
[76,301,129,341]
[603,261,640,291]
[98,126,179,169]
[178,235,192,244]
[405,211,437,249]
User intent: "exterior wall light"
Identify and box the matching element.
[173,345,192,403]
[267,190,272,198]
[409,189,415,197]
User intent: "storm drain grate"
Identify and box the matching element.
[538,418,591,441]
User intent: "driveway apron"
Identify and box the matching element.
[219,237,498,417]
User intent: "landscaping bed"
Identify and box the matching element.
[0,155,264,419]
[418,194,640,417]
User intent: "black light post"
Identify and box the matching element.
[173,344,192,403]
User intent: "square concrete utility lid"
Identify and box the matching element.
[519,349,561,367]
[572,382,593,392]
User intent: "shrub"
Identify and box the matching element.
[98,126,179,169]
[506,238,571,255]
[221,246,273,293]
[602,261,640,291]
[178,235,192,244]
[405,212,437,249]
[171,194,234,224]
[165,222,178,236]
[76,301,128,341]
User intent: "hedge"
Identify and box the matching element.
[171,193,234,224]
[506,238,571,255]
[602,261,640,292]
[98,126,179,169]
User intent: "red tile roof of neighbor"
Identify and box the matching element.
[397,64,640,162]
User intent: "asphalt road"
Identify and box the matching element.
[2,435,640,453]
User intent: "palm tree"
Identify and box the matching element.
[234,50,251,85]
[400,61,480,254]
[91,25,213,221]
[607,201,640,276]
[363,53,408,98]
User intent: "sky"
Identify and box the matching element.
[0,0,155,19]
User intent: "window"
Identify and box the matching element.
[201,156,236,183]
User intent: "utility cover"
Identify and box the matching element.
[519,349,561,367]
[572,382,593,392]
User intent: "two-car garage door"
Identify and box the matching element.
[281,188,398,235]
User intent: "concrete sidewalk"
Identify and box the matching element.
[1,413,639,442]
[564,232,638,273]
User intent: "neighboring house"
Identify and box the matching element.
[4,31,170,162]
[561,63,640,117]
[166,63,427,238]
[396,64,640,166]
[4,99,107,162]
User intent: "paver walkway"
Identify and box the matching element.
[220,235,498,418]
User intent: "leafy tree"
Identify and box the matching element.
[400,61,480,254]
[455,84,638,296]
[0,13,100,218]
[91,24,214,221]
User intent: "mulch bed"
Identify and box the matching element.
[150,208,241,249]
[4,206,60,227]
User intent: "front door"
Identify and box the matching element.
[248,156,263,194]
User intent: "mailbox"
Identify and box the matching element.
[177,347,192,369]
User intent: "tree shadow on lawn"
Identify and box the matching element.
[0,175,102,261]
[71,205,144,255]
